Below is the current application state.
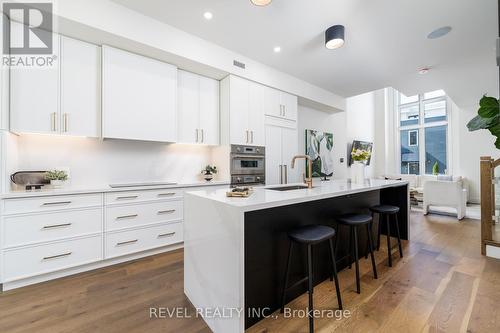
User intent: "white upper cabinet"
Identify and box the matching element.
[178,70,219,145]
[263,86,298,122]
[102,46,177,143]
[221,75,265,146]
[60,36,100,137]
[10,29,100,137]
[10,22,59,134]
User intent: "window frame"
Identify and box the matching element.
[408,129,418,147]
[396,92,451,175]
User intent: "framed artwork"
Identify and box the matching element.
[305,129,334,177]
[348,140,373,166]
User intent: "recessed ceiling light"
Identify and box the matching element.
[325,25,345,50]
[427,26,452,39]
[203,12,213,20]
[419,67,430,75]
[273,46,281,53]
[250,0,272,6]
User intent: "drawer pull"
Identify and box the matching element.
[42,252,72,261]
[158,209,176,215]
[42,223,72,230]
[116,195,138,200]
[158,232,176,238]
[42,201,72,206]
[116,239,138,246]
[158,192,176,197]
[116,214,138,220]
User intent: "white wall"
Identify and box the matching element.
[9,135,226,189]
[455,104,499,203]
[345,89,386,178]
[297,106,347,179]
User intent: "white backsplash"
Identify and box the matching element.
[10,134,228,189]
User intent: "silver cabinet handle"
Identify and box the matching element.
[283,105,286,117]
[158,209,175,215]
[279,165,283,184]
[116,195,138,200]
[196,128,199,142]
[201,129,204,143]
[63,113,68,132]
[42,201,72,206]
[251,131,254,144]
[284,165,288,184]
[116,214,138,220]
[158,232,176,238]
[116,239,138,246]
[43,252,72,261]
[246,130,249,143]
[50,112,57,131]
[158,192,176,197]
[42,223,72,230]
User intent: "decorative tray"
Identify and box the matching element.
[226,187,253,198]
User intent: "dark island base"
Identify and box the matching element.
[244,185,408,328]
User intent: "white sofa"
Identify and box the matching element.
[384,174,468,220]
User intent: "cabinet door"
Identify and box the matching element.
[229,76,249,145]
[281,127,299,184]
[102,46,177,142]
[248,82,265,146]
[177,70,200,144]
[10,23,59,134]
[263,86,281,118]
[265,125,283,185]
[60,36,100,137]
[199,75,219,145]
[281,92,298,121]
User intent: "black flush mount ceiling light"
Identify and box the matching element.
[250,0,272,6]
[325,25,345,49]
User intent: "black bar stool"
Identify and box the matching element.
[336,214,378,294]
[370,205,403,267]
[281,225,342,333]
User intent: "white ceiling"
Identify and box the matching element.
[111,0,498,107]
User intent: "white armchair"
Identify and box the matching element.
[423,178,467,220]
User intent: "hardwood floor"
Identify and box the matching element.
[1,211,499,333]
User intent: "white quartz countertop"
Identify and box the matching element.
[186,179,408,212]
[0,180,230,199]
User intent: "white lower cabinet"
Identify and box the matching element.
[105,222,183,259]
[3,235,102,282]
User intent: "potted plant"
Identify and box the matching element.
[201,165,218,182]
[45,170,68,188]
[467,95,500,148]
[351,149,371,184]
[432,161,439,175]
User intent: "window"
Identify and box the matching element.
[398,91,448,175]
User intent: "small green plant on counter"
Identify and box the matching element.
[467,95,500,149]
[432,161,439,175]
[201,165,218,176]
[351,149,371,163]
[44,170,68,181]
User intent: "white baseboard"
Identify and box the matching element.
[486,244,500,259]
[1,242,183,291]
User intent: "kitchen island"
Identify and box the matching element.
[183,179,409,333]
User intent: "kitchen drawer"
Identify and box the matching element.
[105,222,183,258]
[105,200,182,231]
[2,208,102,248]
[105,188,183,205]
[3,235,102,281]
[3,194,102,215]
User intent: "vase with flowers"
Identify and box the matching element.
[45,170,68,188]
[201,165,218,182]
[350,149,371,184]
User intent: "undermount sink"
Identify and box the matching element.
[266,185,312,191]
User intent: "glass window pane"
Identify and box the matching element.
[400,93,418,104]
[401,129,420,175]
[400,104,419,126]
[424,90,445,100]
[424,100,446,123]
[425,126,447,175]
